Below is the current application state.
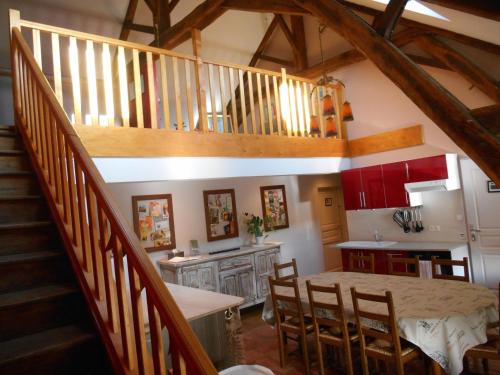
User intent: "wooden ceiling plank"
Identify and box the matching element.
[372,0,409,39]
[119,0,139,41]
[158,0,226,50]
[292,0,500,184]
[420,0,500,22]
[417,35,500,102]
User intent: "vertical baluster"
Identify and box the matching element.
[26,71,35,142]
[172,57,183,131]
[112,236,136,370]
[75,163,92,271]
[228,68,238,134]
[69,37,82,124]
[273,76,282,136]
[288,79,298,136]
[32,29,42,69]
[65,144,81,249]
[128,265,149,375]
[265,75,274,135]
[146,52,158,129]
[171,344,183,375]
[256,73,266,135]
[32,80,42,160]
[334,85,346,139]
[37,88,48,172]
[85,183,103,300]
[102,43,114,127]
[303,82,311,137]
[208,64,217,132]
[97,210,118,332]
[57,131,70,223]
[132,49,144,128]
[86,40,98,126]
[159,55,170,130]
[117,46,129,127]
[317,86,325,137]
[147,293,166,374]
[218,66,228,133]
[295,81,305,137]
[238,69,247,134]
[50,115,62,205]
[184,60,194,131]
[42,99,54,189]
[280,68,291,136]
[51,33,63,104]
[247,72,256,134]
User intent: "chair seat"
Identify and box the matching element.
[366,338,419,361]
[321,323,359,342]
[282,316,314,332]
[466,338,500,359]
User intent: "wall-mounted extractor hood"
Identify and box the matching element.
[405,154,460,193]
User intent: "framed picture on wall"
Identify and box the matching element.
[132,194,176,252]
[203,189,239,242]
[260,185,289,231]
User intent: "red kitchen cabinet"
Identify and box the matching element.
[342,249,410,274]
[382,161,409,208]
[361,166,386,209]
[407,155,448,182]
[341,169,363,210]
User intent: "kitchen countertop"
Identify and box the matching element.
[335,241,467,251]
[158,242,282,270]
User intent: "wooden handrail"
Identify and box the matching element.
[14,10,346,139]
[10,20,218,375]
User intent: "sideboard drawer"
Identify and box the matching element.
[218,255,254,272]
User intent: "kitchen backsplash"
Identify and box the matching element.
[346,189,467,242]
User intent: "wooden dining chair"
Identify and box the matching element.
[274,258,299,280]
[464,282,500,374]
[269,276,313,375]
[350,287,422,375]
[349,253,375,274]
[306,281,358,375]
[388,255,421,277]
[431,256,470,282]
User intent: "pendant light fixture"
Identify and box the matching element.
[309,115,321,135]
[325,116,337,137]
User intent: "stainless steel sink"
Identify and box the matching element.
[338,241,397,248]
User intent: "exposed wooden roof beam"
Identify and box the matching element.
[291,16,308,70]
[471,105,500,138]
[292,0,500,184]
[420,0,500,22]
[417,35,500,102]
[275,15,300,55]
[249,16,280,67]
[258,54,295,67]
[158,0,226,49]
[123,22,155,34]
[119,0,139,40]
[222,0,307,15]
[372,0,408,39]
[143,0,155,13]
[167,0,180,14]
[406,54,451,71]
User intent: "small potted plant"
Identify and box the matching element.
[244,213,272,245]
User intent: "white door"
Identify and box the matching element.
[461,159,500,291]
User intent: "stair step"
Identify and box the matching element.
[0,325,102,375]
[0,250,71,293]
[0,125,14,131]
[0,220,57,255]
[0,149,23,155]
[0,284,84,340]
[0,129,16,137]
[0,195,49,224]
[0,150,29,171]
[0,133,21,149]
[0,171,39,195]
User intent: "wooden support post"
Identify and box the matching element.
[192,29,208,132]
[290,16,308,70]
[119,0,139,40]
[372,0,409,39]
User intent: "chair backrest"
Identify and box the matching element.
[350,287,402,354]
[431,256,470,282]
[274,258,299,280]
[490,282,500,353]
[349,253,375,274]
[388,255,420,277]
[269,276,305,327]
[306,281,349,339]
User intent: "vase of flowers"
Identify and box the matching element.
[244,213,272,245]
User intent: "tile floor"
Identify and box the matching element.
[239,304,500,375]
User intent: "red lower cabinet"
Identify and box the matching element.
[342,249,409,274]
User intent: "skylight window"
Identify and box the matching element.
[372,0,449,21]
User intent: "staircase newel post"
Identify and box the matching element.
[9,10,22,121]
[191,28,208,133]
[9,9,20,36]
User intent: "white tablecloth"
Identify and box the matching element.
[262,272,498,375]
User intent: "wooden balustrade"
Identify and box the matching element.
[14,13,345,139]
[10,9,218,375]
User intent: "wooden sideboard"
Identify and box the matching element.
[158,243,282,308]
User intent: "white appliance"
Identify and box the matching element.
[404,154,460,193]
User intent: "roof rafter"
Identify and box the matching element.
[372,0,408,39]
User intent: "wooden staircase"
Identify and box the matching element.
[0,125,111,374]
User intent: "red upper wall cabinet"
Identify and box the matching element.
[341,169,363,210]
[382,161,409,208]
[407,155,448,182]
[361,166,386,209]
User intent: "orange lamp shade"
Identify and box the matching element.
[310,115,321,135]
[342,101,354,121]
[325,116,337,137]
[322,94,335,116]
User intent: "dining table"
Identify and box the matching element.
[262,271,499,375]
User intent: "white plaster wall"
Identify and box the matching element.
[346,189,467,243]
[108,174,341,276]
